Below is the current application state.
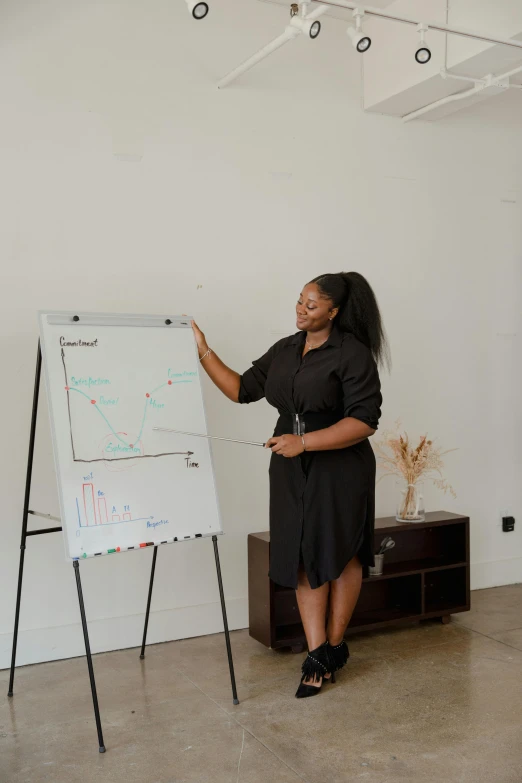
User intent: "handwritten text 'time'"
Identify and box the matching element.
[185,458,199,468]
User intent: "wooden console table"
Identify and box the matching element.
[248,511,470,652]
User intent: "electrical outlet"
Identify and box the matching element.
[502,516,515,532]
[500,508,511,528]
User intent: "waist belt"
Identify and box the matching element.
[276,410,344,436]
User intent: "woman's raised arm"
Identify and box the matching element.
[192,321,241,403]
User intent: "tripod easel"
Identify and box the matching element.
[8,341,239,753]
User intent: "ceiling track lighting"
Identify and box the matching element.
[217,0,522,90]
[415,23,431,64]
[186,0,209,20]
[289,12,322,40]
[346,8,371,53]
[217,4,329,88]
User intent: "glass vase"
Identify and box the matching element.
[396,480,425,523]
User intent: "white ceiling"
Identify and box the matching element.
[257,0,397,24]
[258,0,396,7]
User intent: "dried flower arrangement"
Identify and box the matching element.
[374,420,457,521]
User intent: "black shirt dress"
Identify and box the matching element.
[238,324,382,590]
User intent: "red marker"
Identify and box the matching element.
[129,444,133,448]
[168,380,172,385]
[64,386,70,391]
[91,399,96,404]
[146,393,150,398]
[139,543,147,548]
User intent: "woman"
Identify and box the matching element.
[192,271,388,698]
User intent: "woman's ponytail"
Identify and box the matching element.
[310,271,390,370]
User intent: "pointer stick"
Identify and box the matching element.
[153,426,266,448]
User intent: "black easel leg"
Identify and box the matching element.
[73,561,106,753]
[8,342,42,698]
[140,546,158,659]
[8,548,26,697]
[212,535,239,705]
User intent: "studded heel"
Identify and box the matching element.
[295,641,336,699]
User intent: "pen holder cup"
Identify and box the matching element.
[368,553,384,577]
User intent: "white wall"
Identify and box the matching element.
[1,0,521,669]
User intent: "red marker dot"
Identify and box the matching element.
[168,380,172,385]
[64,386,69,391]
[91,400,96,405]
[129,444,133,448]
[146,393,150,398]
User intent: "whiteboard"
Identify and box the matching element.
[39,312,222,560]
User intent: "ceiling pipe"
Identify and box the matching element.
[217,4,329,89]
[402,83,485,122]
[403,63,522,122]
[440,67,485,85]
[305,0,522,51]
[500,64,522,79]
[402,64,522,123]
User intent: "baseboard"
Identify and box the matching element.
[0,596,248,670]
[3,561,521,670]
[471,556,522,590]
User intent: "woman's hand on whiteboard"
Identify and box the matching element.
[191,320,209,359]
[265,435,305,458]
[187,316,240,401]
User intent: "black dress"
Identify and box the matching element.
[238,324,382,590]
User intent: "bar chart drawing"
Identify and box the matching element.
[77,481,152,528]
[83,483,97,526]
[98,496,108,524]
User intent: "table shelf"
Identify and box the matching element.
[248,512,470,651]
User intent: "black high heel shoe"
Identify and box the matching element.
[326,640,350,674]
[295,641,336,699]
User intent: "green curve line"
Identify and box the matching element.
[68,380,193,450]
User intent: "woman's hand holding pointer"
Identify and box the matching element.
[265,435,305,458]
[266,423,373,457]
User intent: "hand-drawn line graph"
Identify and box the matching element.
[61,349,195,463]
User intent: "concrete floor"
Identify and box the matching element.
[1,584,522,783]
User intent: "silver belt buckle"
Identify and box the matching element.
[293,413,305,436]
